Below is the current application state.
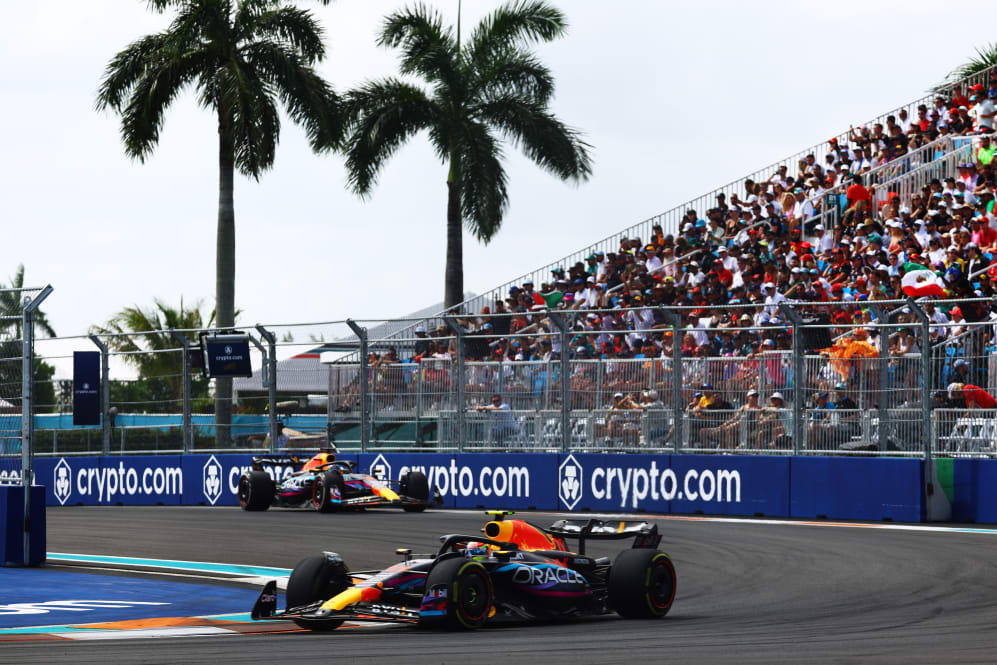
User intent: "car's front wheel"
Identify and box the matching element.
[286,554,350,631]
[420,558,492,630]
[400,471,429,512]
[238,471,274,511]
[313,470,346,513]
[608,549,676,618]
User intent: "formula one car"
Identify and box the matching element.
[250,511,676,630]
[237,451,440,513]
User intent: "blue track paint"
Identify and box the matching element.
[47,552,291,577]
[0,567,273,629]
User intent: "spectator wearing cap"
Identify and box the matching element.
[755,392,791,449]
[948,382,997,410]
[972,90,996,132]
[700,388,762,449]
[643,245,663,273]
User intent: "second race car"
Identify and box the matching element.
[250,511,676,630]
[237,450,441,513]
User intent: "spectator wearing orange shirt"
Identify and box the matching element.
[846,174,872,210]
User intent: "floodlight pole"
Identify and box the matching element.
[22,285,52,567]
[256,326,279,454]
[87,334,110,455]
[547,313,571,453]
[346,320,369,453]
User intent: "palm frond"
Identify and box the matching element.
[345,78,438,195]
[458,121,508,242]
[933,43,997,93]
[241,40,344,151]
[472,48,554,105]
[378,4,459,92]
[475,95,592,182]
[239,5,326,63]
[467,0,565,64]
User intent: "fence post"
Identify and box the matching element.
[87,334,110,455]
[659,309,683,453]
[779,304,804,455]
[21,285,52,567]
[443,318,466,452]
[169,330,193,453]
[346,320,369,453]
[256,325,279,453]
[547,313,571,453]
[869,305,891,450]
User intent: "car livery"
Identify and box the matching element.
[237,451,440,513]
[251,511,676,630]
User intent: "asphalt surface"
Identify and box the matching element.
[5,506,997,664]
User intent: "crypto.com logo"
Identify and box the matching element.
[558,454,583,510]
[202,455,223,504]
[370,454,391,487]
[54,458,72,505]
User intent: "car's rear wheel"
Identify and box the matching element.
[420,558,492,630]
[400,471,429,512]
[238,471,274,511]
[286,554,350,631]
[608,549,676,618]
[313,470,346,513]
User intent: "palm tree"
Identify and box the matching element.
[0,265,56,339]
[933,43,997,92]
[96,0,344,443]
[90,300,211,413]
[344,1,592,308]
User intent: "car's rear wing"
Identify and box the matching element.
[547,518,661,553]
[250,455,357,473]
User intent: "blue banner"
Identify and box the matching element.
[72,351,100,426]
[0,485,46,566]
[27,453,937,524]
[203,338,252,378]
[790,457,923,522]
[670,455,789,517]
[556,453,673,513]
[952,459,997,523]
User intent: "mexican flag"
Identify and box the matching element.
[901,263,947,297]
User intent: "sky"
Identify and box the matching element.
[3,0,995,376]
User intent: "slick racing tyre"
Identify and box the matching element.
[608,549,676,619]
[313,470,346,513]
[421,558,492,630]
[400,471,429,512]
[238,471,274,511]
[286,554,350,631]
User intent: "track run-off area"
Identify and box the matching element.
[2,506,997,664]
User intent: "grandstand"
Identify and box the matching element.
[324,65,997,454]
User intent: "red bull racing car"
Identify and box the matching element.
[237,451,440,513]
[251,511,676,630]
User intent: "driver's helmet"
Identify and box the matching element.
[463,541,490,559]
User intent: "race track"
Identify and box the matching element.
[6,506,997,664]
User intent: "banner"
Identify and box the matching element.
[790,457,922,522]
[203,338,252,378]
[72,351,100,426]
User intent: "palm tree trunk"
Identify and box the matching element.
[215,115,236,447]
[444,156,463,309]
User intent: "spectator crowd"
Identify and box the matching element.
[352,76,997,450]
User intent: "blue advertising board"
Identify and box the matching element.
[72,351,101,426]
[22,452,956,524]
[556,454,672,513]
[670,455,789,517]
[790,457,922,522]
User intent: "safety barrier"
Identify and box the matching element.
[25,451,997,524]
